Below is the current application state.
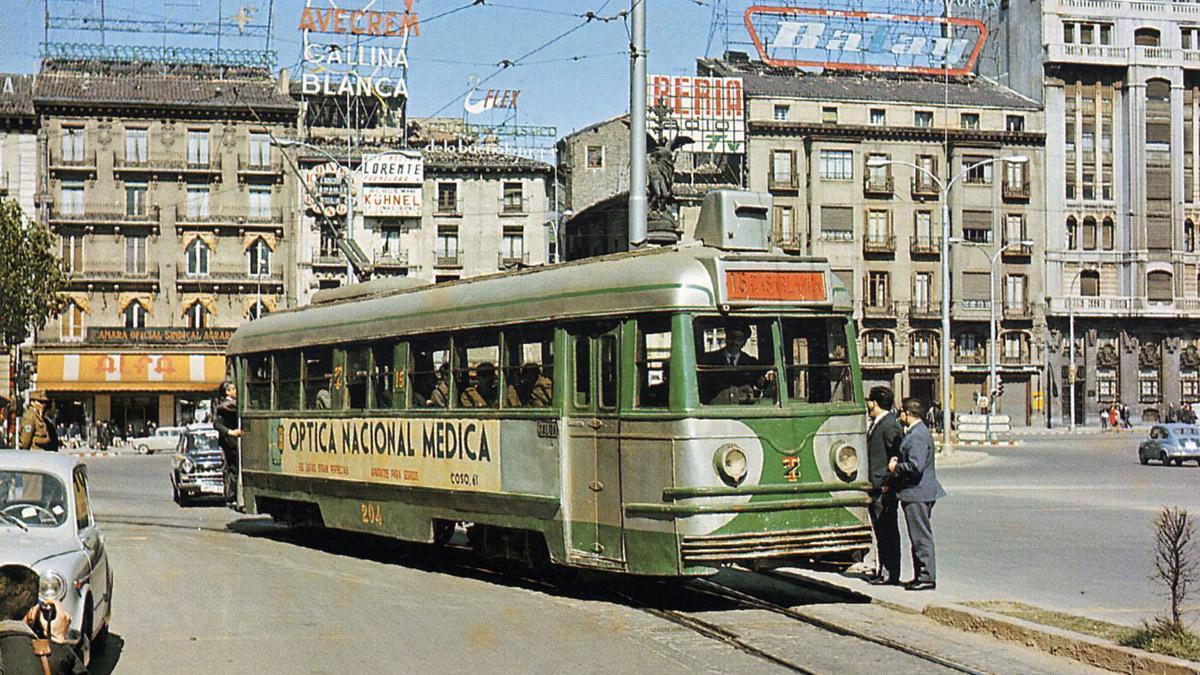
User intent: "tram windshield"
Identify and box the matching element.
[695,316,854,406]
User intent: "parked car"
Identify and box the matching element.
[0,450,112,666]
[170,425,225,505]
[129,425,186,455]
[1138,423,1200,466]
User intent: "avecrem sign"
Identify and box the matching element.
[744,5,987,77]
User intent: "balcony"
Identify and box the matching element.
[1002,179,1030,201]
[954,300,992,318]
[48,203,157,226]
[313,252,346,268]
[908,302,941,320]
[768,176,799,192]
[1001,352,1033,366]
[861,351,897,366]
[862,301,897,319]
[375,249,409,268]
[434,199,463,217]
[65,263,159,286]
[175,205,283,226]
[909,353,939,366]
[500,197,527,216]
[911,178,939,200]
[863,175,894,197]
[237,156,285,178]
[954,349,989,366]
[498,251,530,268]
[434,252,463,268]
[1001,240,1033,258]
[48,150,97,173]
[112,153,222,177]
[1003,303,1034,319]
[862,234,896,255]
[910,236,942,257]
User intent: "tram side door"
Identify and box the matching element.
[564,326,625,563]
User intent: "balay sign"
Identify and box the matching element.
[744,5,987,77]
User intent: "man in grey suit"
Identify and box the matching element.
[865,385,903,585]
[889,397,947,591]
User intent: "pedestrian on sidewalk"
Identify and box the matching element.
[865,386,903,586]
[1109,405,1120,433]
[1100,406,1108,431]
[889,397,946,592]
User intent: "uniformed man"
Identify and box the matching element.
[506,363,553,407]
[460,362,497,407]
[17,392,52,451]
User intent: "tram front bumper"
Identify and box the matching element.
[680,524,873,564]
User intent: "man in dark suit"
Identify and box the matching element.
[865,386,903,585]
[889,397,947,591]
[697,321,774,404]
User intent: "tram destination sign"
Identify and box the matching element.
[744,5,987,77]
[725,270,827,302]
[271,417,501,492]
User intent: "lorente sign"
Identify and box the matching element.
[359,153,423,184]
[744,6,987,77]
[271,417,500,492]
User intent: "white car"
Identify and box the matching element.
[129,425,186,455]
[0,450,113,666]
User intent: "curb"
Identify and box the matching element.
[924,604,1200,675]
[951,440,1022,447]
[70,451,132,458]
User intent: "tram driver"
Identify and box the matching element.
[697,320,776,405]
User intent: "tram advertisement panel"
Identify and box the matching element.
[269,417,501,492]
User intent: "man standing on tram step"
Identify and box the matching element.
[214,381,242,509]
[865,386,903,586]
[889,397,946,591]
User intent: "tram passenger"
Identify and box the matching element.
[506,363,553,407]
[427,363,450,408]
[460,363,498,407]
[697,321,775,404]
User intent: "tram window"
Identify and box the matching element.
[246,355,271,410]
[636,318,672,408]
[574,336,591,408]
[410,338,451,408]
[303,347,334,410]
[370,343,396,409]
[599,335,618,410]
[503,330,554,408]
[275,351,301,410]
[782,318,854,404]
[456,334,500,408]
[346,347,371,409]
[694,318,778,405]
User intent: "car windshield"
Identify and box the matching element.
[0,470,69,528]
[187,433,220,453]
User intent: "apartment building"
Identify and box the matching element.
[991,0,1200,423]
[0,74,36,400]
[30,60,299,432]
[699,59,1048,425]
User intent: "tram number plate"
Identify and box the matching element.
[536,419,558,439]
[360,502,383,526]
[726,271,826,302]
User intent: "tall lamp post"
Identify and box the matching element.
[867,155,1028,450]
[1066,269,1087,431]
[954,238,1035,441]
[274,138,359,283]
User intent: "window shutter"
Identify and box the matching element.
[1080,272,1100,296]
[1147,122,1171,145]
[1147,214,1173,250]
[821,206,853,232]
[962,272,990,300]
[961,210,992,230]
[1148,271,1173,301]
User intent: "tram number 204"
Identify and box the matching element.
[360,502,383,526]
[449,472,479,487]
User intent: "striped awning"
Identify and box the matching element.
[36,353,225,392]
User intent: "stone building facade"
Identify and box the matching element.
[991,0,1200,424]
[30,60,300,432]
[0,74,37,400]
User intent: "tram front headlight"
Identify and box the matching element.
[831,443,860,482]
[714,444,748,487]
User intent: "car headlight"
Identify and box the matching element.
[713,444,749,487]
[831,443,860,482]
[181,457,195,474]
[39,571,66,602]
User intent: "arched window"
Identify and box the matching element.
[60,301,85,340]
[185,301,209,329]
[910,330,938,361]
[1102,217,1115,250]
[123,301,147,328]
[1083,216,1097,249]
[1148,270,1173,303]
[1187,219,1196,253]
[1080,269,1100,296]
[246,300,269,320]
[248,238,271,277]
[186,239,210,276]
[862,330,894,362]
[1067,216,1078,249]
[1135,27,1161,47]
[956,331,986,362]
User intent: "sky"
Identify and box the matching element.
[0,0,737,136]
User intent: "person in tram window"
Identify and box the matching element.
[697,321,775,404]
[506,363,553,408]
[427,363,450,408]
[460,363,498,408]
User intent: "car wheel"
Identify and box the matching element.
[137,444,149,454]
[80,607,93,668]
[1140,453,1149,465]
[1175,458,1185,466]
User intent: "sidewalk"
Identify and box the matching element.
[1008,426,1149,437]
[68,443,140,458]
[778,566,1200,674]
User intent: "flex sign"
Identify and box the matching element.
[744,6,987,77]
[648,75,745,154]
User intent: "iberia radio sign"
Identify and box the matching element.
[744,5,987,76]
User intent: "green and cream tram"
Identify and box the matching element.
[228,191,872,576]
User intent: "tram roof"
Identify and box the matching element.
[228,243,845,355]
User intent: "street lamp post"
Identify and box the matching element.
[274,138,358,283]
[1066,269,1086,431]
[867,155,1028,450]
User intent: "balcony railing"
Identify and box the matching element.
[909,353,938,366]
[49,151,97,170]
[500,198,526,215]
[48,203,157,224]
[435,252,463,268]
[498,251,530,268]
[863,175,894,196]
[434,199,463,217]
[66,263,160,282]
[911,178,939,199]
[910,236,943,256]
[174,205,283,225]
[861,351,896,365]
[1003,303,1033,319]
[1048,295,1200,315]
[862,234,896,255]
[113,153,222,173]
[954,349,989,365]
[769,176,799,191]
[862,301,896,318]
[1002,179,1031,200]
[908,302,941,319]
[375,249,409,267]
[237,156,284,174]
[1000,352,1033,365]
[954,300,992,316]
[1001,240,1033,258]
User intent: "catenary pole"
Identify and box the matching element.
[628,0,647,248]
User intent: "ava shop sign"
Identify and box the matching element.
[744,5,988,77]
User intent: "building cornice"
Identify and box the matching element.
[748,121,1046,146]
